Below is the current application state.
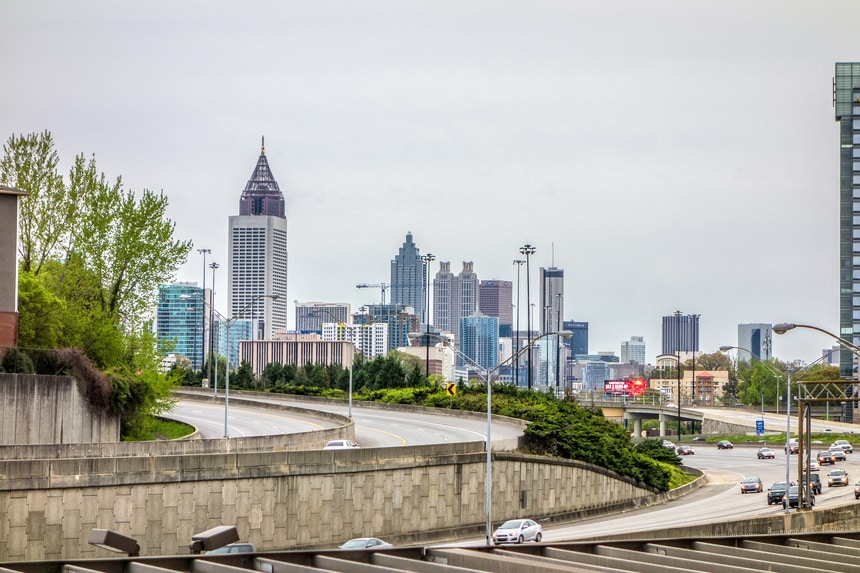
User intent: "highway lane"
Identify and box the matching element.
[168,392,525,447]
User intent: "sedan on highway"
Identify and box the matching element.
[817,450,836,465]
[677,446,695,456]
[717,440,734,450]
[323,440,360,450]
[829,446,847,462]
[339,538,393,550]
[757,447,775,460]
[740,477,763,494]
[493,519,542,544]
[833,439,853,454]
[828,469,849,487]
[783,485,814,509]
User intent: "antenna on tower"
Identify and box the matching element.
[261,136,265,154]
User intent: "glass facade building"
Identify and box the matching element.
[460,313,499,371]
[539,267,564,334]
[737,323,772,362]
[661,313,700,355]
[390,232,427,321]
[156,283,205,370]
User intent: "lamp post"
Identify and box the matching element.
[208,261,219,394]
[422,253,435,379]
[197,248,211,373]
[674,310,682,438]
[408,328,572,547]
[519,244,536,389]
[309,309,355,418]
[513,259,526,385]
[223,294,279,437]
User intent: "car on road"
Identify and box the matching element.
[740,476,763,494]
[717,440,734,450]
[855,480,860,499]
[832,440,854,454]
[692,436,707,442]
[766,481,791,505]
[817,450,836,465]
[757,447,775,460]
[493,519,542,544]
[828,468,849,487]
[805,459,819,472]
[802,473,822,495]
[829,446,847,462]
[662,440,676,450]
[323,440,360,450]
[677,446,695,456]
[204,543,256,555]
[339,538,393,550]
[785,441,799,454]
[783,485,815,509]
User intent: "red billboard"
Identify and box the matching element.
[604,378,647,396]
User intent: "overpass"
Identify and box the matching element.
[591,400,705,437]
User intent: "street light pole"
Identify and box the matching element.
[310,309,356,418]
[422,253,435,379]
[512,259,525,385]
[519,244,536,390]
[675,310,682,438]
[208,261,219,394]
[197,248,210,373]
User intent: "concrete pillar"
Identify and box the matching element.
[633,418,642,438]
[659,413,666,437]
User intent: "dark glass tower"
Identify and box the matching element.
[390,232,426,319]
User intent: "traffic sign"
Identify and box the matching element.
[445,383,456,396]
[756,419,764,436]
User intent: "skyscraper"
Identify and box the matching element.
[539,267,564,334]
[390,232,426,319]
[737,323,772,362]
[478,280,513,337]
[835,63,860,388]
[620,336,646,364]
[661,313,700,354]
[433,261,479,345]
[156,283,205,370]
[563,320,589,356]
[228,139,288,339]
[460,313,499,371]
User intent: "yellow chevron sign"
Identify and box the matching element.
[446,383,456,396]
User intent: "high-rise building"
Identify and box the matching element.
[737,323,772,362]
[156,283,206,370]
[539,267,564,334]
[228,139,288,340]
[661,313,700,354]
[620,336,646,364]
[433,261,479,345]
[390,232,426,320]
[363,303,419,352]
[296,303,351,333]
[321,322,388,359]
[478,279,513,337]
[835,64,860,403]
[563,320,588,356]
[460,313,499,371]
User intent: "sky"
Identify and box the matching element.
[2,1,859,364]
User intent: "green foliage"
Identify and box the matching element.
[634,439,681,465]
[1,348,35,373]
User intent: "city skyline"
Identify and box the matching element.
[3,2,859,363]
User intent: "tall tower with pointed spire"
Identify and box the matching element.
[228,138,288,339]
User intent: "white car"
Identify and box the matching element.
[493,519,542,544]
[832,440,853,454]
[339,537,392,550]
[323,440,360,450]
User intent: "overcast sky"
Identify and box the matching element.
[2,1,858,363]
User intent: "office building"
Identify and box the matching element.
[834,63,860,424]
[460,313,499,371]
[737,323,772,362]
[296,303,351,333]
[661,313,700,354]
[539,267,564,334]
[322,321,388,359]
[363,303,419,352]
[228,140,288,340]
[156,283,206,370]
[563,320,588,356]
[478,279,513,337]
[434,261,479,346]
[620,336,646,364]
[215,316,251,370]
[390,232,427,321]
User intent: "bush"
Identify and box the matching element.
[1,348,35,374]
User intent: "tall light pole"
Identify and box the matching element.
[674,310,682,438]
[512,260,525,385]
[422,253,435,379]
[409,328,572,547]
[310,309,355,418]
[690,314,700,409]
[223,294,279,437]
[208,261,219,394]
[197,248,210,374]
[519,244,536,389]
[556,292,563,391]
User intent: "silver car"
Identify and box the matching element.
[832,440,853,454]
[493,519,542,544]
[323,440,360,450]
[339,537,392,550]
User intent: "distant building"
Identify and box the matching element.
[322,321,388,359]
[661,313,700,354]
[434,261,479,346]
[216,316,251,369]
[620,336,646,364]
[363,303,419,352]
[0,185,26,347]
[460,313,499,371]
[156,283,206,370]
[296,302,351,333]
[390,232,427,321]
[564,320,588,356]
[737,323,772,361]
[228,140,288,339]
[478,280,513,337]
[539,267,564,334]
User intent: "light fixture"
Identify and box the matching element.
[189,525,239,554]
[88,528,140,557]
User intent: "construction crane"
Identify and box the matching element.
[356,283,389,322]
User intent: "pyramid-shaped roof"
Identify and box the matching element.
[238,137,285,218]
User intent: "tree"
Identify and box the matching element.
[695,352,733,372]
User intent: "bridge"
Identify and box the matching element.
[588,399,705,437]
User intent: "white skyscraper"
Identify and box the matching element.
[620,336,646,364]
[228,140,288,339]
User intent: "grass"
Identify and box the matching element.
[123,416,195,441]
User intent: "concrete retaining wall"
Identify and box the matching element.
[0,374,119,445]
[0,443,660,561]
